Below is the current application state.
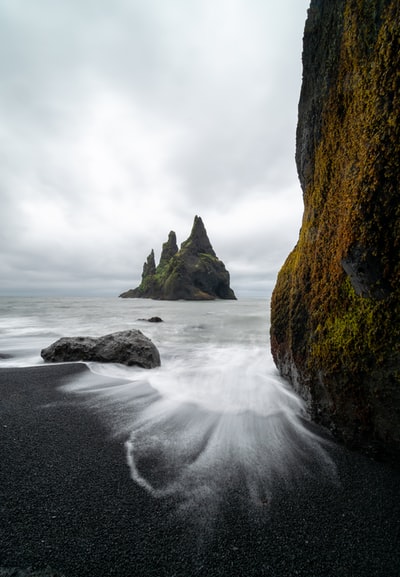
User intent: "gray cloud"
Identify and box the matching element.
[0,0,309,298]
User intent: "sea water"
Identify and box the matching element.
[0,296,335,514]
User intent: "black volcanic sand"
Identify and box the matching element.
[0,364,399,577]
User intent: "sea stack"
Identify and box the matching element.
[270,0,400,465]
[120,216,236,300]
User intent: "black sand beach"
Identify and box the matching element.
[0,364,399,577]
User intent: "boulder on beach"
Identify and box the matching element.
[41,329,160,368]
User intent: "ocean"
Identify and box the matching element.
[0,296,335,507]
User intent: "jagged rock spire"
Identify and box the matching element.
[181,215,216,257]
[158,231,178,270]
[142,249,156,279]
[119,216,236,300]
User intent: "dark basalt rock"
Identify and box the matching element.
[158,231,178,269]
[41,330,160,368]
[120,216,236,301]
[341,244,390,300]
[270,0,400,466]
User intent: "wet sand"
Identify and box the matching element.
[0,364,399,577]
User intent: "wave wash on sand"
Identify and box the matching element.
[62,340,337,524]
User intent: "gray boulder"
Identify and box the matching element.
[41,329,160,368]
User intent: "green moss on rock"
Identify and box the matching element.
[271,0,400,465]
[120,216,236,301]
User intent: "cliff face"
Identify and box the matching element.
[270,0,400,464]
[120,216,236,301]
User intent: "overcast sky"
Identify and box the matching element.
[1,0,310,298]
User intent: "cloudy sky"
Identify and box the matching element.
[1,0,310,298]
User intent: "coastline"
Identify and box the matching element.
[1,364,399,577]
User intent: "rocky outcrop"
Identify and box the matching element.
[41,330,161,368]
[159,231,178,270]
[120,216,236,300]
[270,0,400,465]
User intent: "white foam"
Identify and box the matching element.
[64,343,337,516]
[86,344,303,417]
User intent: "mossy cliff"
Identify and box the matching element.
[270,0,400,464]
[120,216,236,300]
